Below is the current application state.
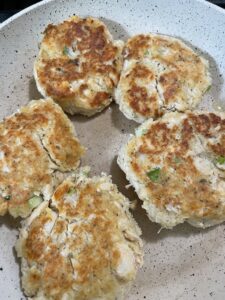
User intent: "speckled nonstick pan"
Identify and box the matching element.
[0,0,225,299]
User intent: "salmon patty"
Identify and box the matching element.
[16,169,143,299]
[34,16,124,116]
[118,111,225,228]
[115,34,211,123]
[0,98,84,218]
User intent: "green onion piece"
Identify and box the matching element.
[28,196,42,209]
[174,156,182,164]
[67,187,76,195]
[141,129,148,135]
[205,85,211,93]
[144,50,149,56]
[147,168,161,182]
[4,195,11,201]
[216,156,225,165]
[81,166,91,176]
[63,46,70,56]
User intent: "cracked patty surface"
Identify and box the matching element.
[118,111,225,228]
[115,34,211,123]
[16,170,143,300]
[0,98,84,218]
[34,16,124,116]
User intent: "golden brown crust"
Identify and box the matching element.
[115,34,211,122]
[35,16,124,115]
[127,85,160,117]
[125,65,161,117]
[123,34,151,59]
[121,111,225,225]
[17,173,143,299]
[0,99,84,218]
[159,70,180,104]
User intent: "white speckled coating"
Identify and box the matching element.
[0,0,225,299]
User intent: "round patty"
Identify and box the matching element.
[0,98,84,218]
[34,16,124,116]
[115,34,211,123]
[118,111,225,228]
[16,169,143,299]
